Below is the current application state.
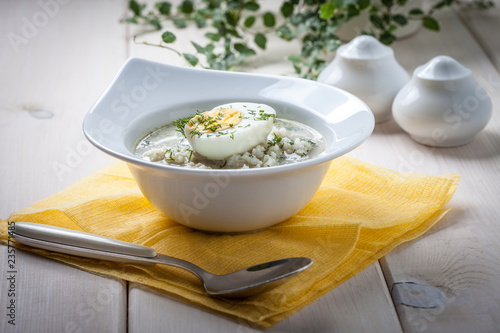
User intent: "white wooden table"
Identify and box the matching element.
[1,1,499,332]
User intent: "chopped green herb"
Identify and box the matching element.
[140,139,151,148]
[173,111,202,137]
[267,133,283,148]
[165,148,175,160]
[300,138,316,145]
[255,113,275,121]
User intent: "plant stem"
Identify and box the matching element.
[132,35,182,57]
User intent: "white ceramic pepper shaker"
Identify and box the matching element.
[318,35,410,123]
[392,56,492,147]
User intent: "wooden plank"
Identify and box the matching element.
[0,246,127,333]
[0,0,127,219]
[345,10,500,333]
[0,1,129,332]
[128,263,402,333]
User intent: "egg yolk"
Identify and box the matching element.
[187,108,243,135]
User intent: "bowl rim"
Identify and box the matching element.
[83,57,374,177]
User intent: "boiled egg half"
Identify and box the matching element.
[185,102,276,160]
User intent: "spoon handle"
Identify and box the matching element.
[12,222,158,264]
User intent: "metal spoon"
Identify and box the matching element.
[12,222,312,297]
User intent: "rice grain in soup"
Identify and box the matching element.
[135,117,325,169]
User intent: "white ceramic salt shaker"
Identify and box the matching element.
[318,35,410,123]
[392,55,492,147]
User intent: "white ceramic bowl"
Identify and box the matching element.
[83,58,374,233]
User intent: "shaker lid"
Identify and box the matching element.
[338,35,394,60]
[415,56,471,81]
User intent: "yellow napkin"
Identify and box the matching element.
[0,156,459,328]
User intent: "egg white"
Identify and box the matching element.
[185,102,276,160]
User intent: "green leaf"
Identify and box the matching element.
[358,0,371,10]
[183,53,199,66]
[179,0,194,14]
[234,43,256,56]
[123,17,138,24]
[289,13,304,26]
[148,18,162,30]
[379,31,397,44]
[244,1,260,11]
[370,14,385,29]
[422,16,440,31]
[155,2,172,15]
[205,32,221,41]
[381,0,394,7]
[254,33,267,49]
[302,33,316,43]
[129,0,142,16]
[204,0,217,10]
[244,15,256,28]
[346,4,360,17]
[191,41,205,53]
[205,43,215,53]
[397,0,407,5]
[227,29,242,38]
[276,25,294,41]
[313,59,327,73]
[173,18,187,28]
[392,14,408,26]
[325,36,340,52]
[409,8,424,16]
[292,63,302,75]
[225,9,240,26]
[319,2,336,20]
[194,18,206,28]
[333,0,344,8]
[301,41,314,57]
[281,2,295,18]
[161,31,176,43]
[194,13,206,28]
[383,13,391,24]
[263,12,276,27]
[432,1,446,9]
[234,43,257,58]
[287,54,302,64]
[213,21,226,36]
